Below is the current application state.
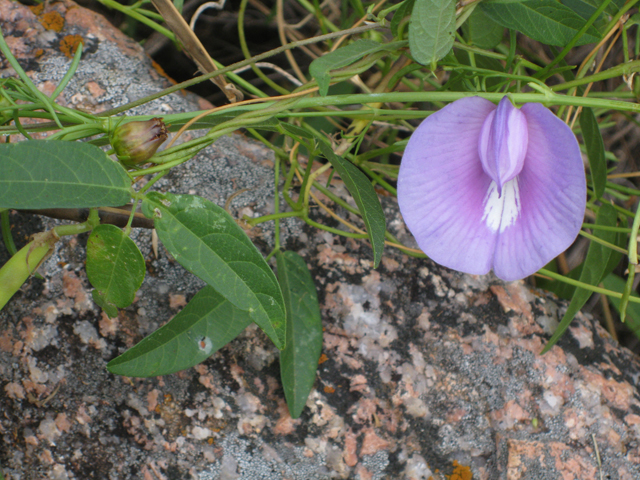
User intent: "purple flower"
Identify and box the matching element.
[398,97,586,281]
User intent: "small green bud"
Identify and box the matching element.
[110,118,168,165]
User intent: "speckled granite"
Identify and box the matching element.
[1,1,640,479]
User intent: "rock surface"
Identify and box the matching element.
[1,1,640,479]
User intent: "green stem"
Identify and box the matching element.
[238,0,289,95]
[98,23,383,117]
[246,210,304,226]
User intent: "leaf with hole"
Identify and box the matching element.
[318,144,385,268]
[277,251,323,418]
[481,0,602,47]
[409,0,456,68]
[107,286,253,377]
[0,140,131,209]
[141,192,286,349]
[86,224,145,318]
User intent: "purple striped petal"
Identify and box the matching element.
[398,97,586,281]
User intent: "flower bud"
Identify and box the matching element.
[110,118,168,165]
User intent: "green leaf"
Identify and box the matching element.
[318,144,386,268]
[309,40,401,96]
[542,204,619,353]
[391,0,416,38]
[86,224,145,318]
[277,251,323,418]
[561,0,626,19]
[141,192,286,349]
[481,0,602,47]
[107,286,252,377]
[409,0,456,68]
[0,140,131,209]
[463,6,505,49]
[579,107,607,200]
[602,274,640,343]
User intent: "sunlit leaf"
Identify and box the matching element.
[141,192,286,349]
[86,224,145,318]
[107,286,252,377]
[0,140,131,209]
[277,251,323,418]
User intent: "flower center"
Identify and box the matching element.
[482,178,521,233]
[478,97,528,195]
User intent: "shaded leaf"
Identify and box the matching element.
[107,286,252,377]
[481,0,602,47]
[561,0,626,19]
[391,0,416,38]
[0,140,131,209]
[542,204,618,353]
[141,192,286,349]
[86,224,145,318]
[277,251,323,418]
[463,7,504,49]
[579,107,606,200]
[409,0,456,67]
[318,143,386,268]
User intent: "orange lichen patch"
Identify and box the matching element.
[59,34,83,58]
[34,48,44,58]
[447,460,472,480]
[39,11,65,32]
[29,4,44,15]
[151,60,177,84]
[318,353,329,364]
[323,386,335,394]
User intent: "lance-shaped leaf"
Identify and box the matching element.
[277,251,323,418]
[107,286,252,377]
[579,107,606,200]
[319,143,385,268]
[142,192,286,349]
[0,140,131,209]
[409,0,456,68]
[542,204,618,353]
[86,224,145,318]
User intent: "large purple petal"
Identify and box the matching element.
[398,97,498,275]
[491,103,586,281]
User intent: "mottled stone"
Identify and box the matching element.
[2,1,640,480]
